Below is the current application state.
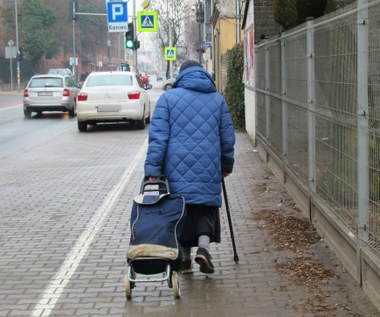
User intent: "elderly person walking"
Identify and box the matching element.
[144,60,235,274]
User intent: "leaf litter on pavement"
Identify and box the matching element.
[252,205,365,316]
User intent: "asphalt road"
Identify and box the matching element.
[0,85,163,159]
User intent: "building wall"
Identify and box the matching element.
[211,0,238,92]
[253,0,281,42]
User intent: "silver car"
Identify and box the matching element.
[162,76,177,91]
[23,74,80,117]
[76,71,152,132]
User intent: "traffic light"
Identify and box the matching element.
[17,47,24,61]
[195,1,204,23]
[125,22,139,50]
[69,0,78,20]
[125,22,135,49]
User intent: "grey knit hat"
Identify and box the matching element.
[179,60,202,73]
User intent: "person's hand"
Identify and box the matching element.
[222,172,230,178]
[148,176,160,182]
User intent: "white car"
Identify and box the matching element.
[162,76,177,91]
[76,71,152,131]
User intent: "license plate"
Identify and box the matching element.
[38,91,53,96]
[97,105,121,112]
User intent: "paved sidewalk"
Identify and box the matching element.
[122,132,379,317]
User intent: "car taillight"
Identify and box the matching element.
[23,89,29,97]
[77,93,88,101]
[63,88,70,97]
[128,91,141,100]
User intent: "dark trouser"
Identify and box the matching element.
[179,204,221,248]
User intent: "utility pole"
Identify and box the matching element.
[15,0,20,92]
[133,0,138,72]
[72,0,77,76]
[195,0,204,64]
[235,0,241,43]
[167,0,173,78]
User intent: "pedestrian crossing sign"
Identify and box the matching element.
[165,47,177,61]
[137,11,158,32]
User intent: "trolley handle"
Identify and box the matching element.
[140,176,170,195]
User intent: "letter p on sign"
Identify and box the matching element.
[112,4,123,20]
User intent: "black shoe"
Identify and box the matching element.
[180,260,193,274]
[195,248,214,274]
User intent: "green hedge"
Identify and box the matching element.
[225,43,245,130]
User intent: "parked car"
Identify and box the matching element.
[162,76,177,91]
[23,74,80,117]
[76,71,152,132]
[156,71,166,81]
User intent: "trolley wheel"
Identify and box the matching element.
[171,271,181,299]
[124,274,132,300]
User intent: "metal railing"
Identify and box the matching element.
[255,0,380,259]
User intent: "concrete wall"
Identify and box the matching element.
[245,88,255,140]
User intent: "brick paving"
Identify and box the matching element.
[0,125,379,316]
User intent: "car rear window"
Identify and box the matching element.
[29,78,63,88]
[86,75,133,87]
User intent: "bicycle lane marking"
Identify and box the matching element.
[30,137,148,317]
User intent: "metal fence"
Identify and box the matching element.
[255,0,380,259]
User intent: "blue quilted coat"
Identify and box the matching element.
[144,66,235,207]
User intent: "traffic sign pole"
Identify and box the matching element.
[132,0,137,72]
[106,0,136,70]
[15,0,20,92]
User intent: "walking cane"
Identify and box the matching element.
[222,178,239,263]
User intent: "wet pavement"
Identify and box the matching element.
[0,127,379,316]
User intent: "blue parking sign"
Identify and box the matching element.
[107,1,128,32]
[107,2,128,22]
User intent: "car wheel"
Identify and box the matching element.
[136,117,146,129]
[68,101,76,117]
[136,108,146,129]
[78,121,87,132]
[165,84,173,91]
[24,107,32,118]
[145,106,151,124]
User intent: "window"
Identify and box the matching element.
[86,75,133,87]
[29,78,63,88]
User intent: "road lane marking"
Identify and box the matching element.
[0,104,22,111]
[30,137,148,317]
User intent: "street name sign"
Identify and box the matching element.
[107,1,128,33]
[137,11,158,32]
[70,57,78,66]
[5,46,17,59]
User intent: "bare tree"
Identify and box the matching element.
[152,0,192,76]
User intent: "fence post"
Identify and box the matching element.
[357,0,369,285]
[281,35,288,168]
[306,17,316,194]
[265,45,270,141]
